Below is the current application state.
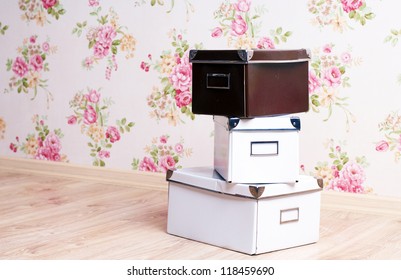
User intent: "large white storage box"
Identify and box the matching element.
[214,115,300,184]
[166,167,322,255]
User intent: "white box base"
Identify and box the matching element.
[167,167,321,255]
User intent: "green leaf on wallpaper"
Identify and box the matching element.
[99,15,108,25]
[284,31,292,37]
[311,99,320,107]
[150,150,158,159]
[6,59,12,71]
[131,159,139,170]
[77,21,87,28]
[365,13,375,20]
[88,142,93,148]
[128,122,135,127]
[111,46,117,55]
[276,27,282,35]
[384,35,392,43]
[0,23,8,35]
[349,10,356,19]
[88,40,95,49]
[151,0,156,6]
[99,160,105,167]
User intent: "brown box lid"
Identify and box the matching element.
[189,49,310,64]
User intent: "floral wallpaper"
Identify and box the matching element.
[5,35,57,105]
[1,0,400,198]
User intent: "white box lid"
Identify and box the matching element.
[166,167,322,199]
[213,115,301,131]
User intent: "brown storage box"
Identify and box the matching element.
[189,49,310,117]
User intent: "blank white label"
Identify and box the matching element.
[280,208,299,224]
[251,141,278,156]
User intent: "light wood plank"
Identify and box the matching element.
[0,166,400,260]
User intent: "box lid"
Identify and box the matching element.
[213,115,301,131]
[166,167,322,199]
[189,49,310,64]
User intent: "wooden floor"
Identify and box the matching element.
[1,168,401,260]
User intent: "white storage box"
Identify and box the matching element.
[166,167,322,255]
[214,115,300,184]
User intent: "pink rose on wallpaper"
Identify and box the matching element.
[231,15,248,36]
[140,61,150,72]
[324,66,342,87]
[375,140,389,152]
[160,135,168,144]
[97,25,117,48]
[36,133,62,161]
[327,162,366,193]
[322,44,332,53]
[175,143,183,154]
[139,157,158,172]
[105,126,121,143]
[159,155,176,172]
[86,89,100,103]
[175,90,192,108]
[342,161,365,186]
[10,143,17,153]
[42,0,58,9]
[93,42,109,58]
[45,133,62,153]
[331,165,340,178]
[42,42,50,52]
[98,150,110,159]
[341,0,364,13]
[211,27,223,38]
[234,0,251,12]
[30,54,44,71]
[88,0,99,7]
[12,57,29,77]
[341,52,352,64]
[83,105,97,125]
[67,115,77,125]
[257,37,275,49]
[308,71,321,93]
[169,55,192,92]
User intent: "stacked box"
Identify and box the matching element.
[189,49,310,117]
[166,167,322,255]
[166,49,322,255]
[213,115,300,184]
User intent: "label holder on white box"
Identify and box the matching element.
[280,207,299,224]
[250,141,279,156]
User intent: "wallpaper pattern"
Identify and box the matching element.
[1,0,400,197]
